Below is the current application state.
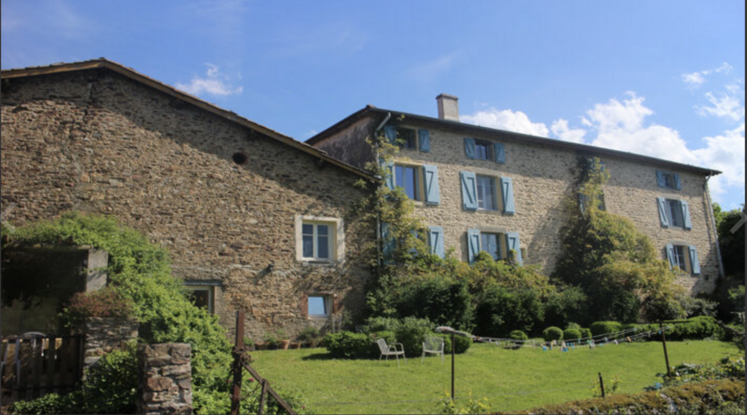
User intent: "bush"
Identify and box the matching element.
[393,277,474,331]
[563,328,582,341]
[363,317,402,333]
[580,328,592,339]
[474,285,544,337]
[321,331,373,359]
[434,333,472,354]
[298,326,321,347]
[395,317,434,357]
[590,321,623,336]
[509,330,528,341]
[542,326,563,341]
[664,316,723,341]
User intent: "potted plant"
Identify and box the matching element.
[263,332,279,350]
[298,326,321,348]
[276,329,291,350]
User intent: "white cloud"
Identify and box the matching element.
[692,123,746,198]
[550,119,586,143]
[681,62,733,89]
[175,64,243,97]
[461,108,550,137]
[695,90,745,121]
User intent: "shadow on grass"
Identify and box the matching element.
[301,352,337,360]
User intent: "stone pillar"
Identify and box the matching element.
[137,343,192,415]
[84,315,138,369]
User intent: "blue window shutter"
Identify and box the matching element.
[680,200,692,230]
[688,245,701,275]
[500,177,516,214]
[673,174,682,190]
[494,143,505,164]
[657,197,670,228]
[460,171,478,210]
[665,244,675,269]
[429,226,445,259]
[423,165,440,205]
[656,170,666,188]
[464,138,476,159]
[382,223,395,259]
[384,125,397,145]
[506,232,523,266]
[418,129,431,152]
[467,229,480,264]
[380,158,395,190]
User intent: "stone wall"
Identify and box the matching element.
[137,343,192,415]
[1,68,375,341]
[84,316,139,370]
[313,114,720,294]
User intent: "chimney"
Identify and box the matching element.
[436,93,459,121]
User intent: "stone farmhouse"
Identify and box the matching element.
[307,94,724,295]
[1,59,377,340]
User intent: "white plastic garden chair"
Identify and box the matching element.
[376,338,406,365]
[421,336,444,364]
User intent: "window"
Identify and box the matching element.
[667,200,684,228]
[308,295,331,318]
[397,127,416,149]
[671,245,687,271]
[184,283,219,314]
[303,223,330,260]
[657,198,691,230]
[476,175,497,211]
[395,164,421,201]
[656,170,681,190]
[295,216,344,263]
[474,140,493,161]
[480,232,502,260]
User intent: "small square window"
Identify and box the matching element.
[185,285,215,313]
[308,295,331,318]
[474,140,493,161]
[302,223,331,260]
[295,216,344,264]
[395,164,422,201]
[397,127,417,149]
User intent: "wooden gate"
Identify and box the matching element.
[1,335,84,403]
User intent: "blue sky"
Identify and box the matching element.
[2,0,744,209]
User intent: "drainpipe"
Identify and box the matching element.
[373,112,391,268]
[704,175,725,280]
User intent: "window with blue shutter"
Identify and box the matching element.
[467,228,480,264]
[464,138,476,159]
[656,170,681,190]
[419,129,431,152]
[681,200,692,230]
[500,177,515,214]
[657,197,670,228]
[460,171,478,210]
[673,174,682,190]
[423,165,440,205]
[428,226,445,258]
[384,125,397,145]
[665,244,675,268]
[494,143,505,164]
[505,232,523,266]
[688,245,700,275]
[381,223,395,260]
[656,170,666,188]
[380,158,395,190]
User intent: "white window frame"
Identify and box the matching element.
[295,215,344,263]
[476,175,498,211]
[307,294,332,318]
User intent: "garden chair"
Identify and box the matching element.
[421,336,445,364]
[376,338,406,365]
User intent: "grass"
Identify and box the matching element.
[249,340,741,414]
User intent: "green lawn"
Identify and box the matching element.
[250,340,740,414]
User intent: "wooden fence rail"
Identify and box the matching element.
[1,335,84,403]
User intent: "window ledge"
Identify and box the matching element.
[300,260,340,267]
[308,315,331,320]
[476,208,500,214]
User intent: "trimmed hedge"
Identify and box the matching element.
[434,333,472,354]
[322,332,373,359]
[563,328,581,341]
[579,328,592,339]
[511,378,745,415]
[509,330,528,341]
[651,316,723,341]
[542,326,563,341]
[323,329,471,359]
[590,321,623,336]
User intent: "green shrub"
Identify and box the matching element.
[542,326,563,341]
[580,328,592,339]
[474,285,544,337]
[434,333,472,354]
[664,316,723,341]
[298,326,321,347]
[509,330,528,340]
[10,393,79,414]
[363,317,401,333]
[393,277,474,331]
[395,317,434,357]
[322,331,372,359]
[563,328,582,341]
[590,321,623,336]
